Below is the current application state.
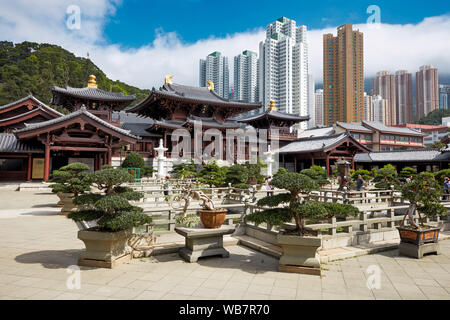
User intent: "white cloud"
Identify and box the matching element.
[0,1,449,90]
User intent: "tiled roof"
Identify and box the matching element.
[52,86,136,102]
[185,116,243,129]
[297,127,335,139]
[0,107,57,124]
[0,133,43,153]
[276,133,351,154]
[237,109,309,123]
[14,107,138,139]
[0,94,63,116]
[362,121,426,136]
[337,122,374,133]
[354,149,442,162]
[121,123,162,138]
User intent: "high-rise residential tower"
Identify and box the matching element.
[307,74,315,128]
[233,50,259,103]
[199,51,230,99]
[364,92,373,121]
[258,17,310,129]
[416,65,439,119]
[315,89,324,126]
[395,70,413,124]
[440,84,450,110]
[372,95,388,124]
[323,24,364,125]
[372,71,396,126]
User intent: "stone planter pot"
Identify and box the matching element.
[200,209,227,229]
[277,233,322,276]
[56,192,64,207]
[60,193,77,215]
[397,226,440,259]
[77,228,133,268]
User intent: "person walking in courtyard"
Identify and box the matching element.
[163,176,170,196]
[405,175,412,184]
[356,174,364,191]
[444,177,449,200]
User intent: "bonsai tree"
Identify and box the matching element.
[142,165,156,177]
[199,159,228,187]
[225,164,249,189]
[434,168,450,184]
[399,166,417,183]
[372,164,400,189]
[245,159,267,184]
[169,160,202,227]
[300,165,329,187]
[401,172,447,229]
[122,152,145,169]
[49,162,91,197]
[247,168,358,236]
[69,167,152,232]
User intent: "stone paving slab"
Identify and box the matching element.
[0,214,448,300]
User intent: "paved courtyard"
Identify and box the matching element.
[0,191,449,300]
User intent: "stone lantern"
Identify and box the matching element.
[154,139,168,179]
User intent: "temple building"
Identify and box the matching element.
[0,76,138,181]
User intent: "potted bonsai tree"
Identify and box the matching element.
[68,166,152,268]
[398,171,447,258]
[246,168,358,275]
[48,162,91,215]
[373,164,400,190]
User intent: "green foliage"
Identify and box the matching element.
[143,165,156,177]
[121,152,145,170]
[233,183,252,189]
[48,162,91,197]
[415,108,450,125]
[170,160,201,179]
[247,168,359,235]
[199,160,228,187]
[401,172,447,218]
[399,167,417,183]
[69,167,151,232]
[428,141,446,149]
[434,169,450,184]
[225,165,249,186]
[0,41,149,107]
[175,213,200,228]
[301,165,329,187]
[245,159,267,184]
[373,164,400,189]
[350,169,371,182]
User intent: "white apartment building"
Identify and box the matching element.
[372,95,388,124]
[258,17,310,129]
[233,50,259,103]
[314,89,324,127]
[364,92,373,121]
[199,51,230,99]
[307,74,315,128]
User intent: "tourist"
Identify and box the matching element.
[356,174,364,191]
[444,177,450,200]
[265,176,273,196]
[405,175,412,184]
[163,176,170,196]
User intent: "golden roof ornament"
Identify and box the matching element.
[269,100,277,111]
[207,80,214,91]
[165,75,174,85]
[87,75,97,88]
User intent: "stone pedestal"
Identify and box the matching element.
[399,242,440,259]
[175,225,235,263]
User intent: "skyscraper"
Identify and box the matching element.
[440,84,450,110]
[258,17,310,128]
[199,51,230,99]
[233,50,259,103]
[323,24,364,125]
[315,89,324,126]
[307,74,315,128]
[364,92,373,121]
[372,71,396,126]
[372,95,388,124]
[395,70,413,124]
[416,65,439,119]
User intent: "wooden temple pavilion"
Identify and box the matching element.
[0,76,138,181]
[276,132,370,174]
[127,77,263,160]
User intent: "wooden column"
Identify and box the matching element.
[44,142,50,182]
[26,153,32,181]
[326,155,330,176]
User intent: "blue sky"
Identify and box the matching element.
[104,0,448,48]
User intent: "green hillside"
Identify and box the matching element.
[0,41,150,112]
[415,108,450,125]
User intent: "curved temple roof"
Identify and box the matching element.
[51,86,136,103]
